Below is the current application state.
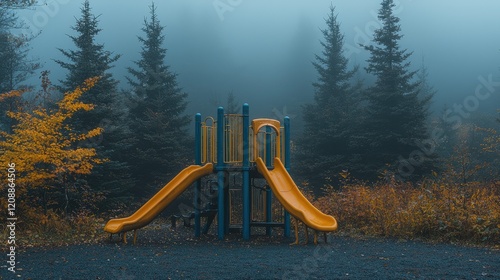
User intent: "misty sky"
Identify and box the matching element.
[18,0,500,123]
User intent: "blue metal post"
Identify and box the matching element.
[194,113,202,237]
[265,126,273,167]
[265,126,272,236]
[216,107,225,240]
[224,174,230,235]
[283,116,291,237]
[242,103,250,240]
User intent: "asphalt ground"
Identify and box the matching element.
[5,228,500,280]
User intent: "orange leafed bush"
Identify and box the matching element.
[0,77,103,196]
[0,77,106,245]
[315,180,500,244]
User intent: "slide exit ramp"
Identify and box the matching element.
[256,157,337,232]
[104,163,213,235]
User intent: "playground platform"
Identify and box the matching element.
[104,104,337,243]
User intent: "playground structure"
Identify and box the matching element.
[104,104,338,243]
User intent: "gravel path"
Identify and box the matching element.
[5,231,500,280]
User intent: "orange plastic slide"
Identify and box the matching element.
[104,163,213,234]
[256,157,337,232]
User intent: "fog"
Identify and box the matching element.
[19,0,500,124]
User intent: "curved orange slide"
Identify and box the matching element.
[104,163,213,235]
[256,157,337,232]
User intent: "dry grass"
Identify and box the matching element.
[315,179,500,245]
[0,207,107,248]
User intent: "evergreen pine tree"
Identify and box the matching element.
[0,7,38,93]
[127,3,190,193]
[362,0,434,180]
[0,6,39,132]
[55,0,120,132]
[55,0,134,207]
[298,5,362,188]
[416,58,437,104]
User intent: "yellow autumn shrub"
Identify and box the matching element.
[0,77,105,242]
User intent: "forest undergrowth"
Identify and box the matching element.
[314,178,500,246]
[3,177,499,248]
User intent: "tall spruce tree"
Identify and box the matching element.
[0,7,38,93]
[55,0,120,131]
[416,58,437,115]
[0,7,22,133]
[55,0,134,207]
[127,3,190,193]
[0,6,39,132]
[362,0,434,180]
[298,5,362,188]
